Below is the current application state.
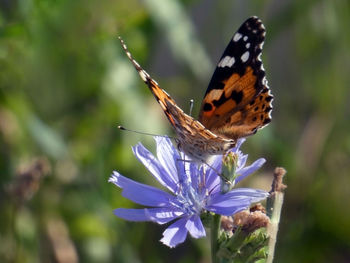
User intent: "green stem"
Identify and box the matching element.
[266,189,284,263]
[266,167,286,263]
[211,214,221,263]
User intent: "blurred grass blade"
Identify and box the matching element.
[27,115,68,159]
[143,0,212,79]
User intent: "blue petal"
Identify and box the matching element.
[109,172,175,206]
[185,162,198,191]
[206,188,268,216]
[206,193,250,216]
[236,153,248,170]
[213,188,269,203]
[236,158,266,183]
[114,207,183,224]
[205,158,221,194]
[160,217,189,248]
[233,138,246,151]
[185,215,206,238]
[145,208,184,224]
[155,137,184,189]
[132,142,178,193]
[206,204,248,216]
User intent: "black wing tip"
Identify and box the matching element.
[247,16,260,21]
[246,16,264,25]
[241,16,266,36]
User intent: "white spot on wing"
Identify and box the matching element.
[233,33,242,42]
[243,36,248,41]
[241,51,249,63]
[138,71,148,82]
[245,43,250,49]
[218,56,235,68]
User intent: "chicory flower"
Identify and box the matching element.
[109,137,267,247]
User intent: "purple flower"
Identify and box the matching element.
[109,137,268,248]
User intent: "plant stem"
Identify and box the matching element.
[211,214,221,263]
[266,190,284,263]
[266,167,286,263]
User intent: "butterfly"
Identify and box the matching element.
[119,16,273,162]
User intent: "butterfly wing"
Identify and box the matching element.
[119,37,179,128]
[119,38,236,160]
[198,16,273,139]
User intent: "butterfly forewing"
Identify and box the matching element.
[119,38,178,127]
[198,16,272,139]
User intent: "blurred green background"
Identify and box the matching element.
[1,0,350,262]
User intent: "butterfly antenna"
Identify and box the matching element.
[189,99,194,117]
[118,125,175,139]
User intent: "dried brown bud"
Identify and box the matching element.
[270,167,287,194]
[233,210,270,233]
[221,216,234,232]
[250,203,266,214]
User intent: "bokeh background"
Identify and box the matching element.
[1,0,350,262]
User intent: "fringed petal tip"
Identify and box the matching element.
[108,171,122,185]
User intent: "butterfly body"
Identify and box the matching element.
[164,99,236,160]
[120,16,273,162]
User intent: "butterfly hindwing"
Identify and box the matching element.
[198,16,270,137]
[213,86,273,139]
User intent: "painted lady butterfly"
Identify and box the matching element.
[120,16,273,162]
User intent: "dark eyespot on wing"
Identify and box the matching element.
[203,103,213,112]
[249,99,256,105]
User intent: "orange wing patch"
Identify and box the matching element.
[199,66,259,129]
[211,86,273,139]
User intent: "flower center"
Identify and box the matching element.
[173,177,207,216]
